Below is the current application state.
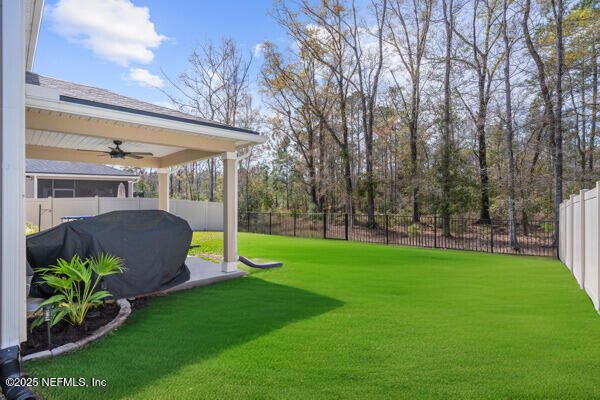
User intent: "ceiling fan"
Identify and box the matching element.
[77,140,154,160]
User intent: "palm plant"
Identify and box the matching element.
[31,253,125,329]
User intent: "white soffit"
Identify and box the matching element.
[26,130,183,158]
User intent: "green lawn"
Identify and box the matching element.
[27,233,600,399]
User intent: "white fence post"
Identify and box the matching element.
[580,189,586,289]
[570,194,576,274]
[560,202,565,262]
[597,181,600,311]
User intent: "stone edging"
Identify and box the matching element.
[22,299,131,362]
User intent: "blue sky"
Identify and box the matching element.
[34,0,287,109]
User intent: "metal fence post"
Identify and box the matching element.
[293,212,297,237]
[269,212,272,235]
[490,220,494,253]
[434,214,437,248]
[344,213,349,240]
[323,212,327,239]
[385,214,389,244]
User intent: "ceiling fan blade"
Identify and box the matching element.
[127,152,154,156]
[125,154,144,159]
[77,149,110,154]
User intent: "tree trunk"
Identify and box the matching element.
[522,0,559,243]
[503,0,518,249]
[307,126,321,211]
[318,124,326,211]
[245,158,250,212]
[553,0,564,247]
[441,0,453,237]
[590,41,598,171]
[365,132,376,225]
[477,120,491,222]
[410,84,419,223]
[208,158,216,202]
[410,122,419,223]
[339,81,354,216]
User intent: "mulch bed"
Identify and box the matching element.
[21,297,152,356]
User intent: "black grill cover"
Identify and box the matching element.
[27,210,191,299]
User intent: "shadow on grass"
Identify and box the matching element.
[26,276,343,400]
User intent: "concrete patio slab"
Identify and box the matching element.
[161,256,246,293]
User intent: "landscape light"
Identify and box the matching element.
[43,304,52,347]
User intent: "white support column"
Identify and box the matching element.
[157,168,170,212]
[33,175,38,199]
[580,189,586,289]
[128,181,134,198]
[0,0,26,348]
[222,152,238,272]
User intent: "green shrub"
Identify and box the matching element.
[26,223,38,235]
[32,253,125,329]
[542,222,554,234]
[450,220,467,235]
[408,224,421,237]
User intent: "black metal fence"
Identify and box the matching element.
[239,212,557,257]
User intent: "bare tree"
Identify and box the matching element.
[502,0,518,249]
[454,0,504,222]
[273,0,357,215]
[162,38,253,201]
[522,0,563,245]
[441,0,454,237]
[344,0,388,226]
[262,42,325,211]
[387,0,433,223]
[552,0,564,246]
[590,40,598,171]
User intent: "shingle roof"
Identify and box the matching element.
[26,159,138,177]
[25,72,259,135]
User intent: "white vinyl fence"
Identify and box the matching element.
[559,182,600,312]
[26,197,222,231]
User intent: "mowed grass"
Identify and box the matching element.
[27,233,600,399]
[188,231,224,262]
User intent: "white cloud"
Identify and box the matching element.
[49,0,166,66]
[127,68,164,88]
[253,43,266,58]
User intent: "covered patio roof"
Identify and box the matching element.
[0,0,260,375]
[25,72,265,169]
